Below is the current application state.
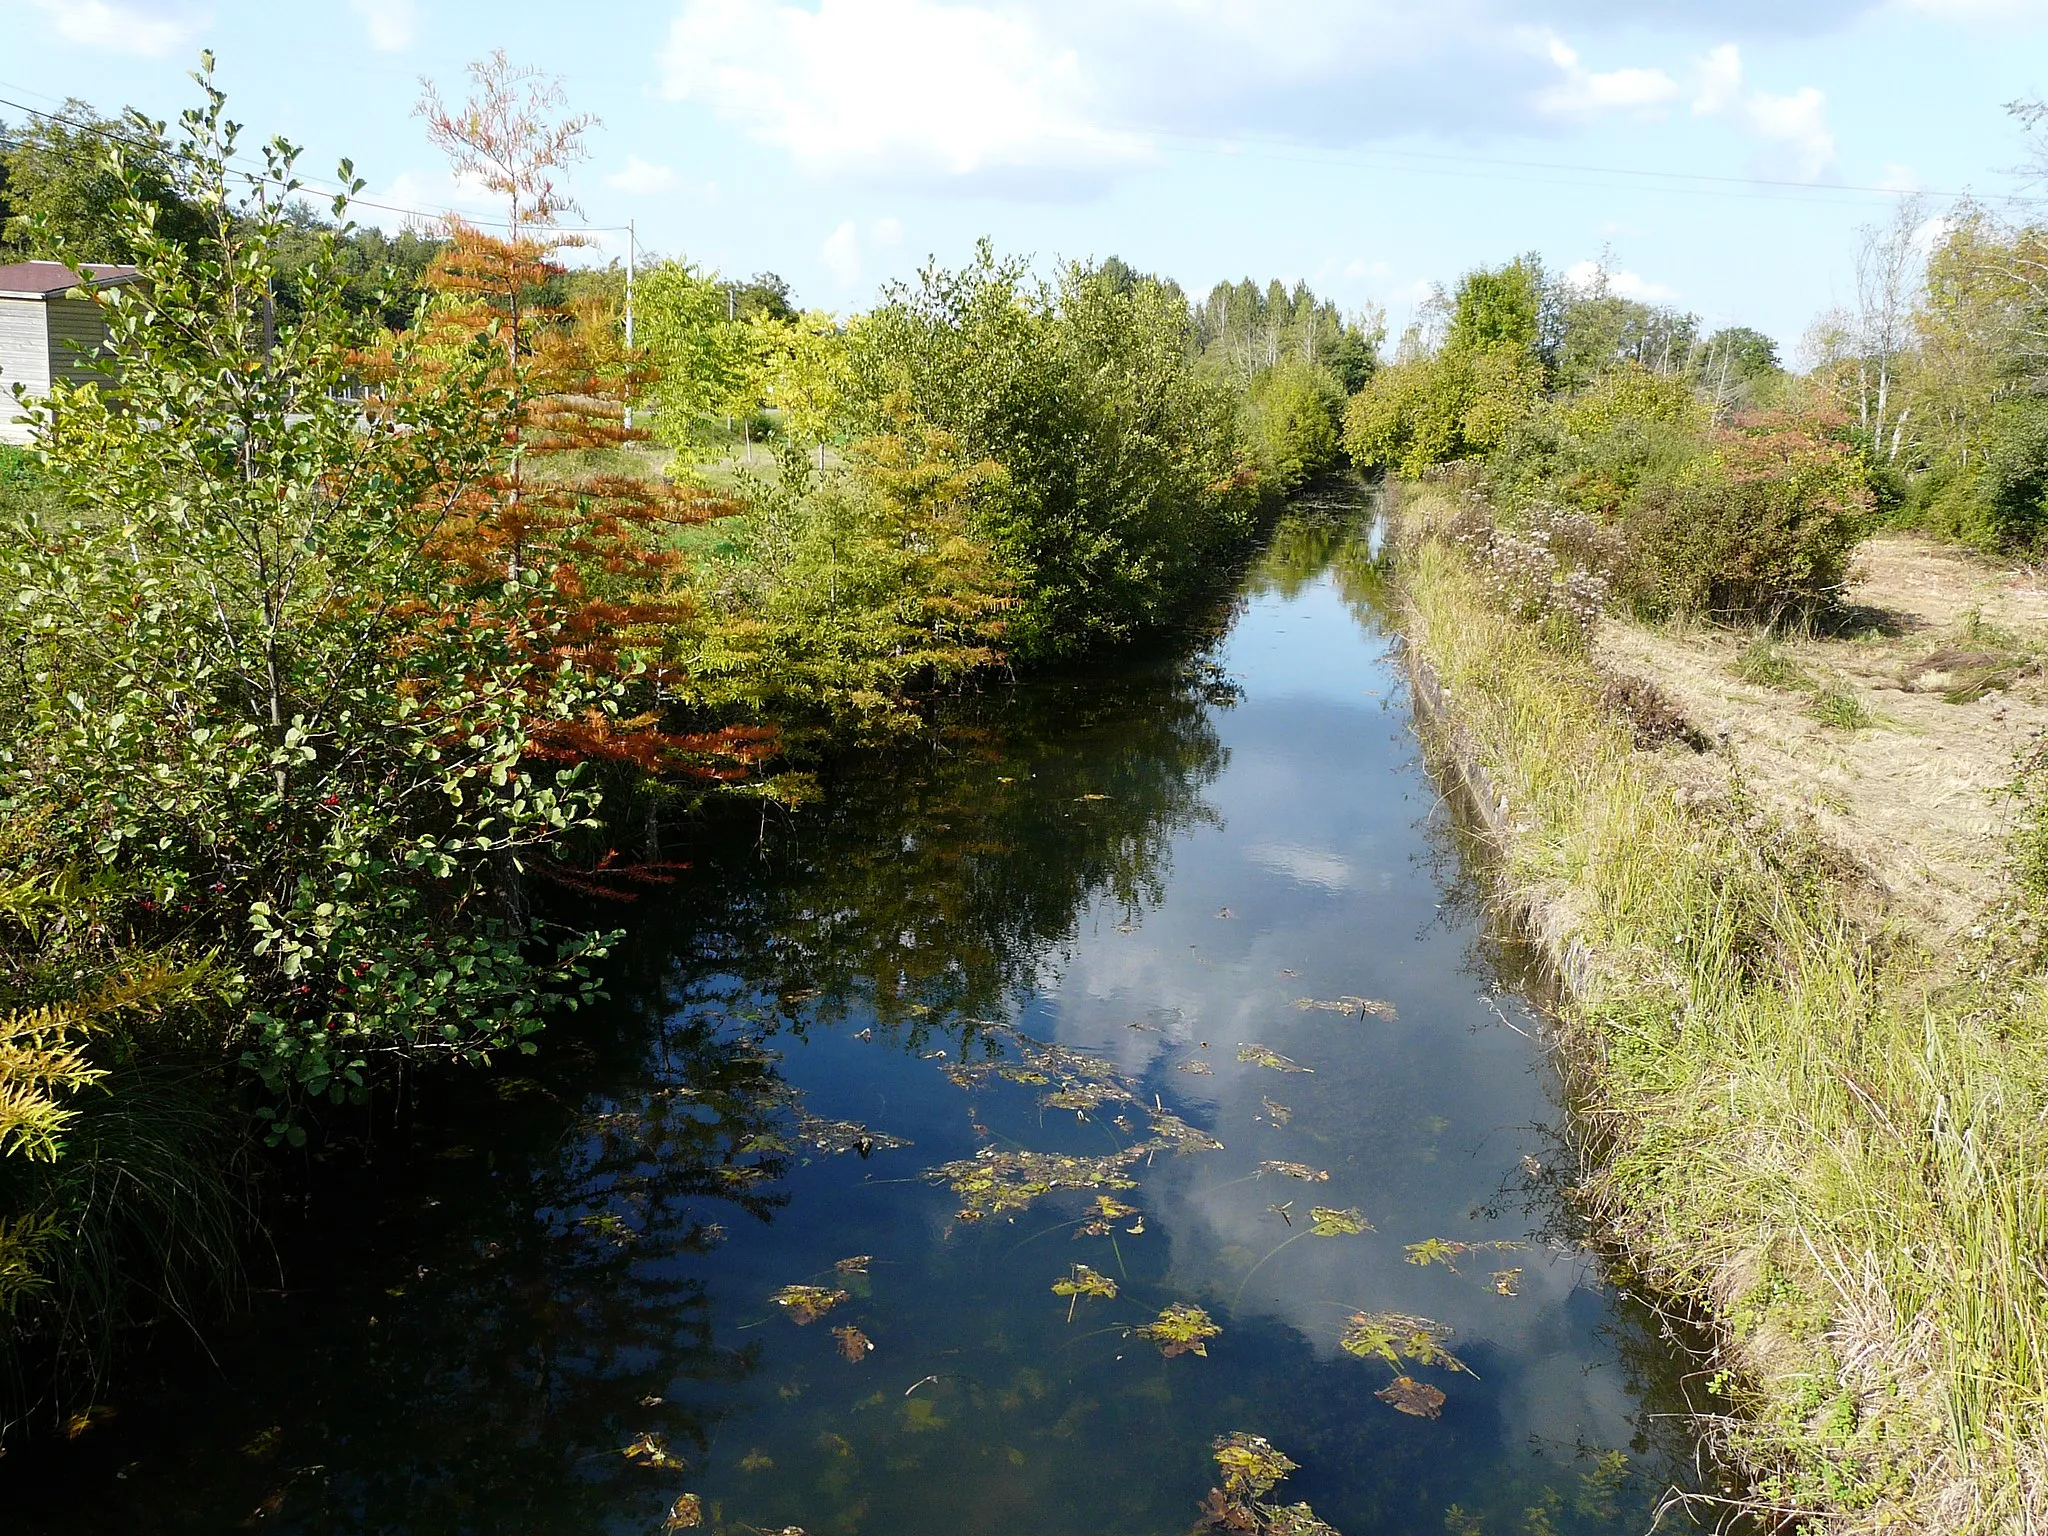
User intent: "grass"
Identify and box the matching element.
[1731,632,1813,692]
[1398,484,2048,1532]
[1810,685,1875,730]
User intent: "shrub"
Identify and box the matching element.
[1242,360,1345,492]
[1618,410,1870,621]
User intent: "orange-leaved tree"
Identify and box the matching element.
[394,51,774,798]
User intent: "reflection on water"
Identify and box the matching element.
[5,500,1735,1535]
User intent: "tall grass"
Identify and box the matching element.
[1400,486,2048,1530]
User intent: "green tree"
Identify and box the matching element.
[1,61,612,1120]
[1243,359,1345,491]
[1445,256,1543,358]
[0,100,207,261]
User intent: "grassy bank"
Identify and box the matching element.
[1396,482,2048,1531]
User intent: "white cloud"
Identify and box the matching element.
[819,217,901,291]
[1563,258,1677,302]
[1535,35,1680,118]
[660,0,1152,184]
[22,0,204,56]
[606,156,682,196]
[1690,44,1836,181]
[348,0,414,52]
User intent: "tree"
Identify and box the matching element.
[1852,197,1927,462]
[1445,257,1543,358]
[404,55,765,787]
[2,59,619,1114]
[0,100,209,262]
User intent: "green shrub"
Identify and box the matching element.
[1242,360,1345,492]
[1618,411,1870,621]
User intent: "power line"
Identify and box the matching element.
[0,88,637,242]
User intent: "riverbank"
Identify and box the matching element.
[1394,482,2048,1532]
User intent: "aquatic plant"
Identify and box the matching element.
[1257,1160,1329,1182]
[1051,1263,1118,1321]
[1338,1311,1470,1374]
[1308,1207,1370,1236]
[770,1284,849,1324]
[833,1325,874,1361]
[663,1494,703,1530]
[1198,1433,1342,1534]
[1238,1045,1313,1072]
[1136,1302,1221,1357]
[926,1145,1148,1222]
[1291,996,1396,1019]
[1376,1376,1447,1419]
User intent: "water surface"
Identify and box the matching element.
[9,510,1729,1535]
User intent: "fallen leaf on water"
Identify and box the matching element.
[1216,908,1234,919]
[639,1395,665,1408]
[834,1325,875,1361]
[835,1255,872,1275]
[1238,1044,1312,1073]
[1258,1159,1329,1183]
[1076,793,1111,802]
[1268,1200,1294,1226]
[1376,1376,1447,1419]
[791,1109,910,1158]
[622,1432,684,1470]
[1136,1302,1221,1358]
[1308,1206,1370,1236]
[1278,968,1299,978]
[664,1494,704,1531]
[1178,1060,1213,1075]
[1259,1096,1294,1126]
[1491,1268,1523,1296]
[771,1284,850,1325]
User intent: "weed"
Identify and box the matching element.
[1809,686,1873,729]
[1731,633,1812,691]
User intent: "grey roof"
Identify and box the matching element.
[0,261,142,300]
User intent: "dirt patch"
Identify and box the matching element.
[1593,533,2048,943]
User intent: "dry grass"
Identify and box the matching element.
[1399,487,2048,1533]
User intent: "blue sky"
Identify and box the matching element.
[3,0,2046,352]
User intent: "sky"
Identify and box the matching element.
[4,0,2048,353]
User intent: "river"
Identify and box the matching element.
[7,503,1734,1535]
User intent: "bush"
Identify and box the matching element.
[1618,411,1870,620]
[1489,364,1707,516]
[1242,360,1345,493]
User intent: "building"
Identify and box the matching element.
[0,261,141,446]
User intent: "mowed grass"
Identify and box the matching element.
[1400,486,2048,1531]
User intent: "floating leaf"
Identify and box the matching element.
[1148,1109,1225,1154]
[1376,1376,1446,1419]
[1213,1432,1299,1501]
[1404,1238,1467,1270]
[664,1494,704,1531]
[771,1285,850,1325]
[1491,1268,1522,1297]
[1339,1311,1469,1374]
[1178,1059,1214,1075]
[1258,1160,1329,1183]
[1238,1045,1312,1073]
[927,1145,1145,1222]
[622,1432,684,1469]
[1258,1096,1294,1126]
[1202,1434,1340,1535]
[833,1325,875,1361]
[1308,1206,1370,1236]
[834,1255,872,1275]
[791,1108,910,1158]
[941,1026,1139,1116]
[1051,1263,1118,1321]
[1136,1302,1221,1358]
[1076,1194,1140,1237]
[1292,996,1395,1019]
